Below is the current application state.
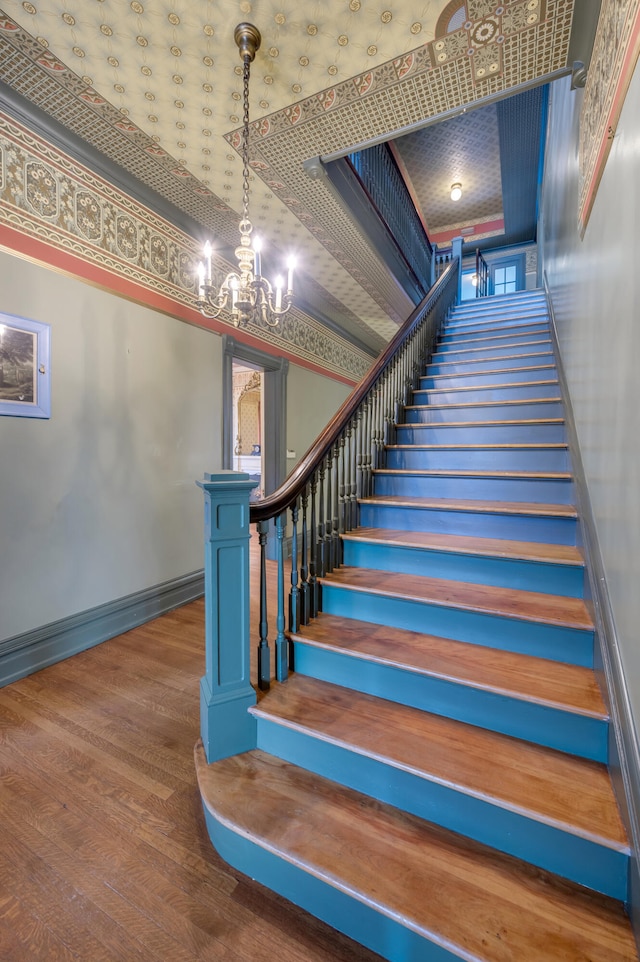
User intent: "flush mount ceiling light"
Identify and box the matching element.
[450,182,462,202]
[198,23,295,328]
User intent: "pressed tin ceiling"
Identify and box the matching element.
[0,0,578,347]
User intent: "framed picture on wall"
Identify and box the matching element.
[0,312,51,419]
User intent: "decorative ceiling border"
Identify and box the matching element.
[0,111,371,384]
[0,11,238,240]
[578,0,640,234]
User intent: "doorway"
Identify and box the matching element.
[222,335,288,502]
[232,362,264,500]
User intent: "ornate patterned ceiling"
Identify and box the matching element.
[0,0,577,347]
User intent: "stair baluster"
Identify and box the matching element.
[332,443,341,567]
[289,499,301,634]
[324,452,334,573]
[299,486,310,625]
[256,519,270,691]
[274,511,288,681]
[316,462,326,578]
[308,475,319,617]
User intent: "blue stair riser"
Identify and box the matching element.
[439,322,550,342]
[372,472,573,504]
[201,807,454,962]
[431,343,552,363]
[436,335,551,354]
[404,400,563,423]
[450,297,546,314]
[255,718,624,900]
[420,366,556,388]
[452,293,546,309]
[395,422,566,445]
[413,383,561,403]
[342,538,583,597]
[359,501,576,545]
[446,311,548,328]
[385,446,570,472]
[319,583,594,667]
[290,641,607,761]
[452,296,546,311]
[427,353,555,374]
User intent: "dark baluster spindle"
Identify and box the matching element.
[275,512,288,682]
[332,444,341,568]
[339,433,348,537]
[352,418,360,528]
[365,393,373,495]
[300,486,310,624]
[257,520,270,691]
[317,462,326,578]
[324,452,334,573]
[355,409,364,514]
[289,500,301,633]
[309,475,319,617]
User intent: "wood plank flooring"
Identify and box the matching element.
[0,540,383,962]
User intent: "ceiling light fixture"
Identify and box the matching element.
[450,182,462,202]
[198,23,295,328]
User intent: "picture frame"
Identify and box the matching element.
[0,312,51,419]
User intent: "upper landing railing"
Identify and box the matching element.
[198,257,460,764]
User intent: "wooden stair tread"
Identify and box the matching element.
[386,443,569,450]
[196,746,637,962]
[424,363,556,380]
[289,612,604,717]
[436,339,552,356]
[442,312,549,337]
[253,674,624,848]
[361,494,577,518]
[430,352,554,367]
[423,379,559,393]
[319,567,593,631]
[406,397,561,411]
[373,468,571,480]
[440,328,549,344]
[342,527,583,566]
[398,417,565,427]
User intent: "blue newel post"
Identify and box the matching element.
[197,471,258,763]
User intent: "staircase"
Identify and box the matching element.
[195,290,638,961]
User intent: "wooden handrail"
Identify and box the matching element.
[250,259,458,524]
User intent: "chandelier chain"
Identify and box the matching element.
[241,55,251,236]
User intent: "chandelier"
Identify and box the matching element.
[197,23,295,328]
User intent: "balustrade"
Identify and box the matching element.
[198,260,459,759]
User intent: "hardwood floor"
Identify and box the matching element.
[0,540,382,962]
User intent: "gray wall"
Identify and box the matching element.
[286,362,353,473]
[0,251,357,643]
[0,251,222,640]
[540,69,640,733]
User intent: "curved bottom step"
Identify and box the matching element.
[195,743,637,962]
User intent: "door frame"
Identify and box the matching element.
[222,336,288,498]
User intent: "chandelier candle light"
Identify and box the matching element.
[198,23,295,328]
